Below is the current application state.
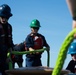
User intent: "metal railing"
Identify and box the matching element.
[7,48,50,70]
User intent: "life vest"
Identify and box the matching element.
[0,23,12,46]
[25,33,43,51]
[33,35,43,50]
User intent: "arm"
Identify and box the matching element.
[72,20,76,39]
[72,20,76,29]
[25,35,34,51]
[42,35,50,51]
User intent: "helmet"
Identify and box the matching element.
[30,19,41,28]
[0,4,12,18]
[68,41,76,54]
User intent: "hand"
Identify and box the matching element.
[29,48,34,51]
[29,48,34,54]
[74,33,76,39]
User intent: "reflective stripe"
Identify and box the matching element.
[1,34,5,37]
[0,23,12,44]
[8,35,11,37]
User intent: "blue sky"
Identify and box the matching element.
[0,0,73,69]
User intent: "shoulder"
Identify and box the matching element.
[37,33,45,38]
[26,33,33,39]
[27,33,31,37]
[7,23,12,27]
[69,60,75,64]
[37,33,43,36]
[8,23,12,27]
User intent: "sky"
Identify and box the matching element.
[0,0,73,69]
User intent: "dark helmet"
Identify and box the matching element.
[30,19,41,28]
[68,40,76,54]
[0,4,13,18]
